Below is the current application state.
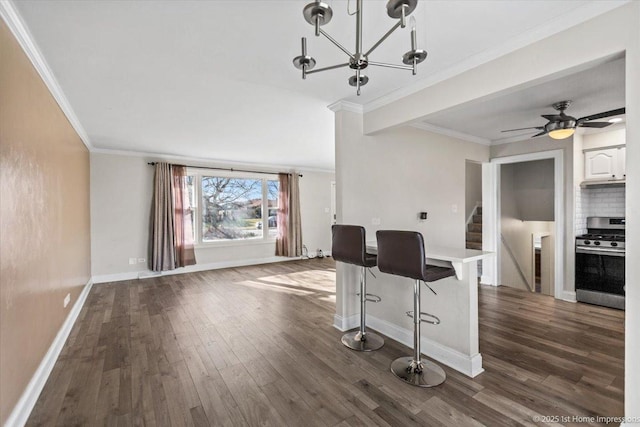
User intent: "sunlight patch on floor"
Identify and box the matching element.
[236,279,314,295]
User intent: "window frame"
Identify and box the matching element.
[188,168,279,248]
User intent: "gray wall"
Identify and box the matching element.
[502,159,554,221]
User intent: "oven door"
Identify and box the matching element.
[575,247,625,296]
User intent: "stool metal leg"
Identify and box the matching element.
[390,279,446,387]
[341,266,384,351]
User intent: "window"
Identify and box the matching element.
[186,171,279,244]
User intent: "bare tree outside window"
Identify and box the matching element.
[201,177,262,241]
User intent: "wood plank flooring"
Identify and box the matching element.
[27,258,624,426]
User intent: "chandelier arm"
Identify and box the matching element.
[318,28,355,59]
[368,61,414,71]
[364,20,403,57]
[305,62,350,75]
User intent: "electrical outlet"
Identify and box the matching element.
[138,258,146,263]
[324,207,330,213]
[371,217,381,225]
[63,293,71,308]
[129,258,137,265]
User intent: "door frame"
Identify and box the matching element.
[482,149,566,300]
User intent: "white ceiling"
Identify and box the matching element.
[12,0,629,169]
[419,57,626,144]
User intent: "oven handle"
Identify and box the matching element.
[576,247,625,257]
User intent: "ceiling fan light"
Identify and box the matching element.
[549,128,575,140]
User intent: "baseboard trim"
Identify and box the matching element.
[332,313,359,332]
[92,256,303,284]
[4,278,93,427]
[366,315,484,378]
[561,291,577,303]
[480,274,496,286]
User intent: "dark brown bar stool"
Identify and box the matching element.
[376,230,455,387]
[332,225,384,351]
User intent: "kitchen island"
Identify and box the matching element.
[334,243,494,378]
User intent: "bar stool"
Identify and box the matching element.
[376,230,455,387]
[332,225,384,352]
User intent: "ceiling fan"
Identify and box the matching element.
[502,100,625,140]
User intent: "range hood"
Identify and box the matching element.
[580,179,625,188]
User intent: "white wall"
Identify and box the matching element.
[334,109,490,341]
[299,170,334,255]
[582,127,626,151]
[90,152,334,281]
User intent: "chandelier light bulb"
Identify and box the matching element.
[410,15,417,32]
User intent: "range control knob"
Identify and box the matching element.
[611,242,618,247]
[584,240,591,245]
[594,241,601,246]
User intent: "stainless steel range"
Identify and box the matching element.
[575,217,625,310]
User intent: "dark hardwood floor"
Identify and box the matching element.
[27,258,624,426]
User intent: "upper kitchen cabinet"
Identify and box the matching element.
[584,146,625,181]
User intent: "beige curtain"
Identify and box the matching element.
[172,166,196,267]
[151,163,196,271]
[275,173,303,257]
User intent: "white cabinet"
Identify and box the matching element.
[584,146,625,181]
[618,146,626,179]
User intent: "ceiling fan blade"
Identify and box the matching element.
[577,107,625,123]
[501,126,544,133]
[531,130,548,138]
[578,121,613,128]
[541,114,562,121]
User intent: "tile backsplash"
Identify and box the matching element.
[576,186,625,235]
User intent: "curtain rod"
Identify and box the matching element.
[147,162,302,177]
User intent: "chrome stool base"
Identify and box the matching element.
[341,330,384,352]
[390,356,446,387]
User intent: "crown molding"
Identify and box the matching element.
[0,0,92,151]
[411,122,491,146]
[327,100,364,114]
[91,147,336,175]
[362,0,631,115]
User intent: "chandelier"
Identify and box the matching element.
[292,0,427,96]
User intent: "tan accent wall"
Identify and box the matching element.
[0,21,91,423]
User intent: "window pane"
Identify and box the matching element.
[201,177,263,241]
[267,180,279,238]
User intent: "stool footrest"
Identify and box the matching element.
[406,311,440,325]
[356,293,382,303]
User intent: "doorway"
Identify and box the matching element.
[483,149,565,300]
[499,159,555,295]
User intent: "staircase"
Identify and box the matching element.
[466,206,482,250]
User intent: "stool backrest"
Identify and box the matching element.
[376,230,426,280]
[332,225,369,266]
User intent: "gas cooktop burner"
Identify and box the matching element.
[577,234,625,242]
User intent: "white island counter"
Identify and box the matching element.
[335,242,494,378]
